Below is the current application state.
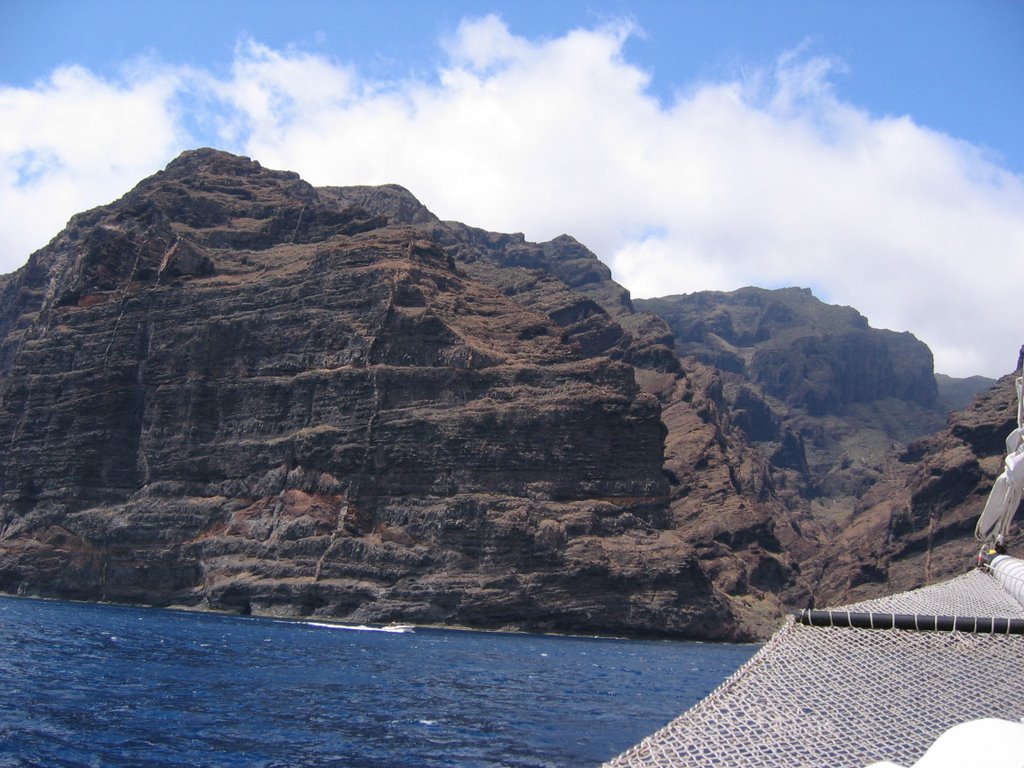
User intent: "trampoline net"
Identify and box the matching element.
[605,567,1024,768]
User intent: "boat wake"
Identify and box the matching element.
[304,622,415,634]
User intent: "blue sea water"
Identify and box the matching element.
[0,596,756,767]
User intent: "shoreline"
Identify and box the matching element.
[0,590,761,646]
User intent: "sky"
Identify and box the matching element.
[2,1,1022,378]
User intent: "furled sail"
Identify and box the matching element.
[976,374,1024,543]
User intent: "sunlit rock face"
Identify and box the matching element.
[0,149,736,639]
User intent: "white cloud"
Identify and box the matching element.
[212,40,359,146]
[441,13,533,70]
[1,17,1022,378]
[0,64,187,262]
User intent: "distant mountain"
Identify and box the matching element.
[935,372,997,411]
[637,287,1021,612]
[637,286,947,523]
[639,287,939,415]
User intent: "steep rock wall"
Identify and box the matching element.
[0,149,734,639]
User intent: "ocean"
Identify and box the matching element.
[0,595,756,767]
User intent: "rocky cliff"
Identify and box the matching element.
[0,149,734,639]
[640,287,939,414]
[634,287,1019,623]
[0,149,1017,640]
[815,363,1022,600]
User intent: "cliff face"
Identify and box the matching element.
[633,286,1017,617]
[637,289,948,519]
[817,367,1022,601]
[639,287,939,415]
[0,149,734,638]
[0,149,1014,640]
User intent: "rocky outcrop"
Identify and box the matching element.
[815,364,1022,601]
[0,149,736,639]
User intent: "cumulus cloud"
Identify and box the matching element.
[0,63,187,261]
[1,15,1022,378]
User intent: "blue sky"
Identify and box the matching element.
[6,0,1021,168]
[2,1,1023,377]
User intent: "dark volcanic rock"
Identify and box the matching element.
[647,362,811,636]
[0,149,736,639]
[3,149,1007,641]
[639,287,938,414]
[633,285,980,619]
[815,365,1022,602]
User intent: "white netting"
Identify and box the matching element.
[605,567,1024,768]
[839,566,1024,618]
